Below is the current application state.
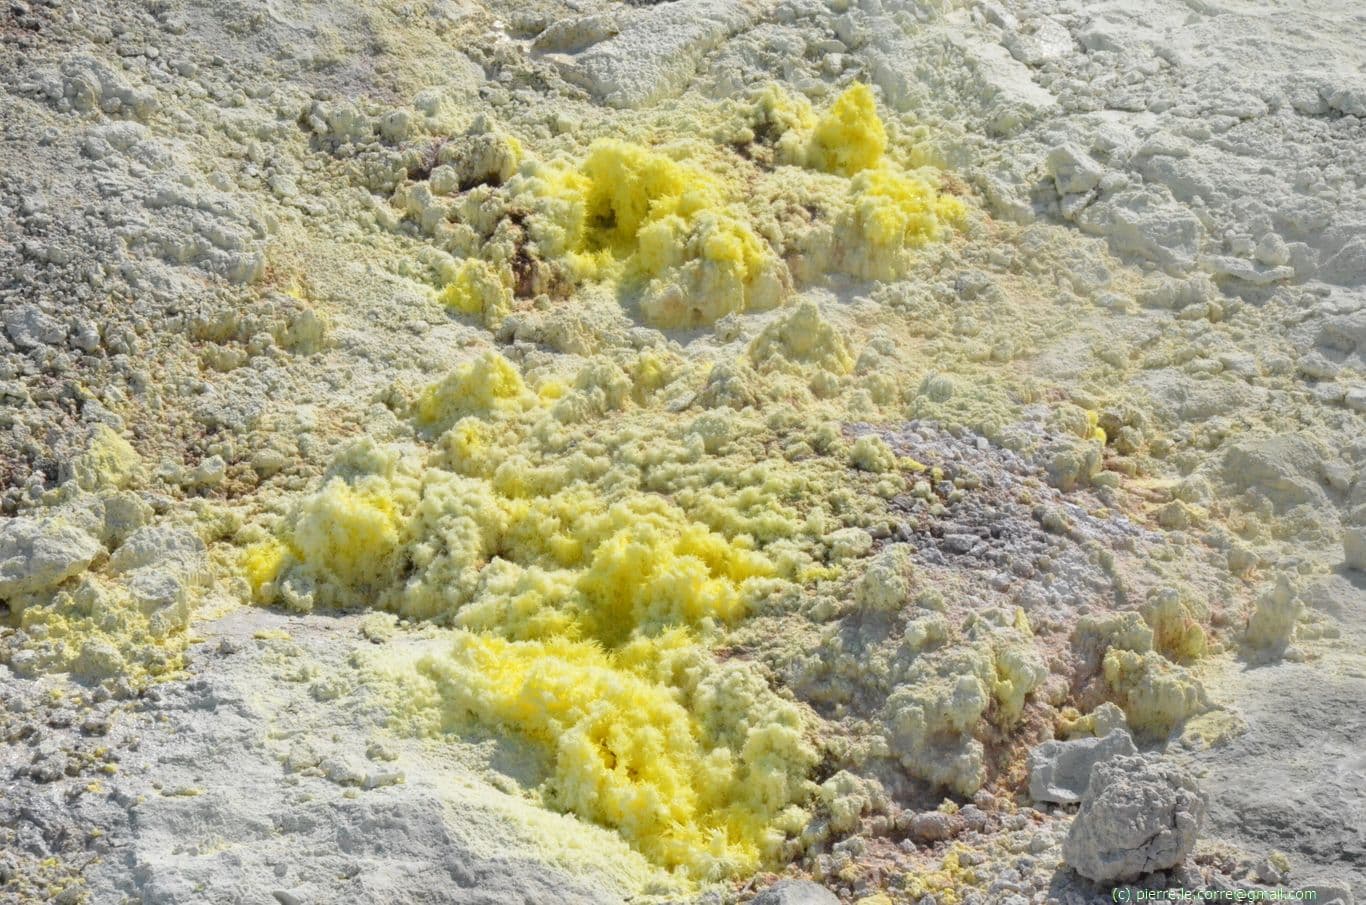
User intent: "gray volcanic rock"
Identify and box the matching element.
[0,515,102,599]
[1345,527,1366,572]
[1028,729,1137,805]
[753,880,840,905]
[1064,754,1206,883]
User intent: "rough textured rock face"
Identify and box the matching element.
[1028,729,1137,805]
[753,879,840,905]
[1345,527,1366,572]
[1063,754,1207,883]
[0,515,102,599]
[3,0,1365,900]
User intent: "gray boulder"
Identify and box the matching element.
[109,525,206,576]
[3,303,66,350]
[1299,880,1356,905]
[1046,144,1104,196]
[1345,526,1366,572]
[0,516,103,599]
[753,880,839,905]
[1063,754,1206,882]
[1029,729,1137,804]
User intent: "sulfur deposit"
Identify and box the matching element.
[381,83,968,330]
[2,0,1364,903]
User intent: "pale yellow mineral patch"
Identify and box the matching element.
[1102,648,1208,738]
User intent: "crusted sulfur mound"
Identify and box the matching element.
[23,525,209,681]
[510,139,793,327]
[745,84,968,280]
[414,349,534,429]
[444,491,775,643]
[748,300,854,376]
[1,429,212,685]
[834,167,967,281]
[755,83,885,178]
[853,544,915,612]
[407,630,815,880]
[805,83,887,177]
[1102,649,1208,739]
[850,435,898,474]
[291,480,407,589]
[438,116,523,191]
[1072,611,1153,671]
[264,441,424,611]
[1244,573,1301,658]
[270,443,813,877]
[397,87,965,329]
[62,424,146,492]
[265,442,774,629]
[1143,588,1207,663]
[256,350,915,878]
[740,84,817,167]
[0,512,103,605]
[882,609,1046,795]
[438,258,512,327]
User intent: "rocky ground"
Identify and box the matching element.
[1,0,1363,903]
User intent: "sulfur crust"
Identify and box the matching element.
[854,545,915,612]
[837,167,968,281]
[1102,648,1209,738]
[407,629,815,880]
[65,424,145,492]
[255,307,1056,874]
[257,346,891,879]
[244,129,1093,876]
[1244,574,1301,654]
[498,140,789,328]
[438,258,511,327]
[1143,589,1207,663]
[241,537,287,596]
[291,479,407,589]
[16,577,191,684]
[435,85,964,328]
[901,844,977,905]
[805,82,887,177]
[2,430,213,687]
[850,435,899,474]
[415,349,534,429]
[880,609,1045,796]
[749,84,968,280]
[748,300,854,376]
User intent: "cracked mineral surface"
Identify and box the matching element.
[1,0,1364,903]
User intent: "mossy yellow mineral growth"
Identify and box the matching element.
[408,631,814,879]
[505,139,791,327]
[902,845,978,905]
[241,537,287,595]
[748,299,854,376]
[415,349,532,428]
[838,167,967,280]
[347,486,815,878]
[806,82,887,177]
[439,258,511,327]
[419,85,965,329]
[253,346,880,879]
[1102,648,1209,738]
[743,83,968,279]
[253,120,981,875]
